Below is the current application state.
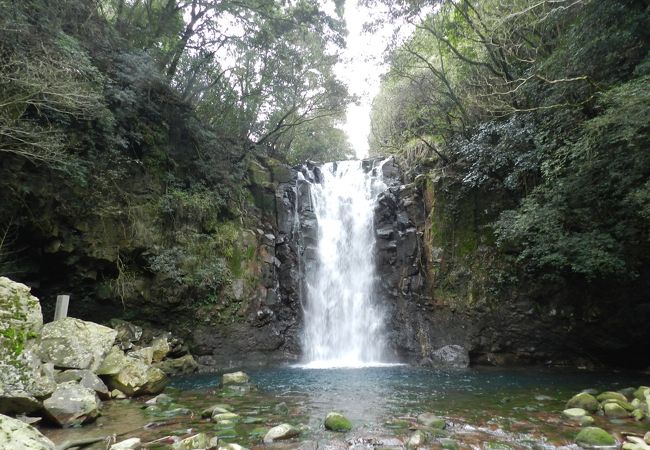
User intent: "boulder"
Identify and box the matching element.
[201,403,232,418]
[105,357,168,396]
[0,348,56,415]
[39,318,117,371]
[263,423,299,443]
[0,277,42,336]
[566,392,600,413]
[324,412,352,432]
[597,391,628,403]
[428,345,469,368]
[0,413,55,450]
[603,402,629,418]
[172,433,210,450]
[56,369,109,399]
[417,413,446,429]
[223,371,249,385]
[603,398,634,411]
[43,381,100,427]
[153,354,198,376]
[97,345,129,376]
[575,427,617,448]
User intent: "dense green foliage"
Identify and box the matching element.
[369,0,650,285]
[0,0,351,319]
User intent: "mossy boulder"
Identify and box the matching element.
[632,409,645,421]
[0,277,43,337]
[105,357,168,396]
[324,412,352,432]
[603,402,630,418]
[0,413,55,450]
[597,392,628,403]
[566,393,600,413]
[96,346,129,376]
[634,387,650,401]
[172,433,210,450]
[575,427,617,448]
[603,398,634,411]
[39,318,117,371]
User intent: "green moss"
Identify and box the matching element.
[575,427,616,447]
[324,412,352,432]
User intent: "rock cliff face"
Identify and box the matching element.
[373,158,650,368]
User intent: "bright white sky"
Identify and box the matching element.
[334,0,398,159]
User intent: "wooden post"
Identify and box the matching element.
[54,295,70,321]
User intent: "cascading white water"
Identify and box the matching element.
[301,160,390,368]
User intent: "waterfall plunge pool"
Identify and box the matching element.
[41,365,650,449]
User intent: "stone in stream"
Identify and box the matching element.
[417,412,446,429]
[597,391,628,403]
[263,423,299,443]
[213,412,240,423]
[39,317,117,371]
[201,403,231,418]
[603,398,634,411]
[43,381,100,427]
[406,430,426,448]
[0,413,55,450]
[603,402,629,418]
[324,412,352,432]
[562,408,588,419]
[172,432,210,450]
[575,427,617,448]
[219,444,249,450]
[566,392,600,413]
[580,415,595,426]
[223,371,249,385]
[145,393,173,405]
[632,409,646,421]
[645,432,650,445]
[109,437,142,449]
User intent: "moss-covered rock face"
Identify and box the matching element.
[0,277,43,338]
[324,412,352,432]
[566,393,600,413]
[575,427,617,448]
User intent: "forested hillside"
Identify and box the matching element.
[368,0,650,365]
[0,0,352,324]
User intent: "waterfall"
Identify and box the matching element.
[301,160,390,368]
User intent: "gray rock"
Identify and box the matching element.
[39,318,117,371]
[57,369,109,399]
[0,412,55,449]
[151,337,170,362]
[563,408,587,419]
[110,319,143,350]
[429,345,470,368]
[264,423,299,443]
[43,381,100,427]
[0,348,56,415]
[96,345,129,376]
[0,277,43,336]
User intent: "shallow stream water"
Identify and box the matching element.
[40,366,650,449]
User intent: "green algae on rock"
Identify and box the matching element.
[324,412,352,432]
[575,427,617,448]
[566,393,600,413]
